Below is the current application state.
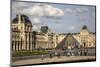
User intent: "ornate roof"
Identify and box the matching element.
[12,14,31,24]
[82,25,87,29]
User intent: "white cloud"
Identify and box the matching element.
[31,18,43,31]
[31,18,43,25]
[44,4,64,17]
[32,25,39,31]
[33,18,40,23]
[12,2,64,17]
[21,5,44,16]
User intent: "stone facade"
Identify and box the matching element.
[11,15,58,51]
[11,14,96,51]
[11,14,33,51]
[73,26,96,48]
[34,32,58,49]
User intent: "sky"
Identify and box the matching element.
[11,0,96,33]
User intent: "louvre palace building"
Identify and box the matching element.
[11,14,96,51]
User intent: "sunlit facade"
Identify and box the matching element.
[11,15,96,51]
[11,14,33,51]
[35,32,58,49]
[73,25,96,48]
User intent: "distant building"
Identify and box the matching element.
[11,14,33,51]
[73,25,96,48]
[34,32,58,49]
[56,25,96,49]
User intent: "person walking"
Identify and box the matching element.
[41,54,44,60]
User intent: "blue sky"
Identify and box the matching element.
[12,1,96,33]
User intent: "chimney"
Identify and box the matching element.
[18,14,21,24]
[22,16,25,23]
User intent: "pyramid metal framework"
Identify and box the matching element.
[56,34,80,49]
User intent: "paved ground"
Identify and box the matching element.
[12,56,96,66]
